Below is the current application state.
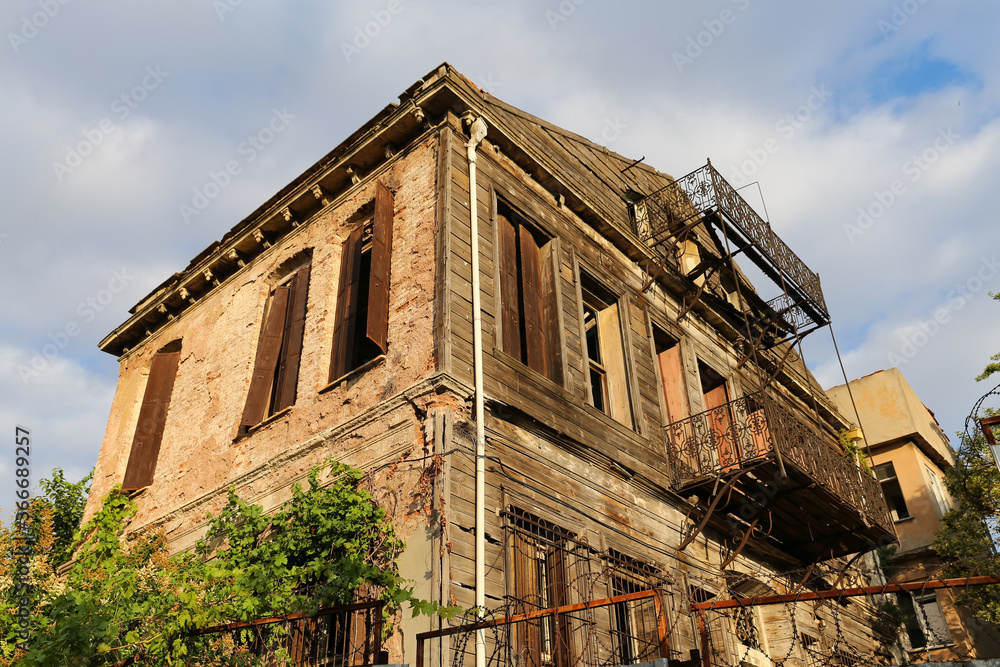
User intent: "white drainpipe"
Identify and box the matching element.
[465,115,488,667]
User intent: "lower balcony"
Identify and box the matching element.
[665,390,895,561]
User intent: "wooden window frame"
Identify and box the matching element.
[329,182,394,383]
[605,549,664,665]
[579,273,633,428]
[924,464,951,517]
[698,360,736,470]
[240,262,311,432]
[122,343,181,492]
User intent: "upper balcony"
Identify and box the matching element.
[665,389,895,561]
[641,162,830,344]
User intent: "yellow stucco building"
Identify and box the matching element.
[828,368,1000,661]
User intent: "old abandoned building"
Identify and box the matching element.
[829,369,1000,661]
[83,63,903,665]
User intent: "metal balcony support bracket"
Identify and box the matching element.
[719,517,760,569]
[679,466,759,551]
[676,261,725,322]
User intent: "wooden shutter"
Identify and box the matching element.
[367,183,393,354]
[657,343,689,425]
[519,226,546,375]
[273,265,311,412]
[122,350,180,491]
[497,213,521,361]
[240,285,290,428]
[330,226,364,381]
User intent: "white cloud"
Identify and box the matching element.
[1,0,999,490]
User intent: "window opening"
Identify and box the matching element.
[240,262,311,430]
[874,462,910,521]
[122,343,181,491]
[330,183,393,381]
[581,274,632,426]
[497,201,562,384]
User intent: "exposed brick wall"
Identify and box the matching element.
[84,136,444,549]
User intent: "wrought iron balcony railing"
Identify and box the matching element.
[643,162,830,331]
[665,390,893,539]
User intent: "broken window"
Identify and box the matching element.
[497,201,562,384]
[581,274,632,426]
[506,508,574,667]
[240,262,311,430]
[329,183,394,381]
[122,341,181,492]
[653,326,689,426]
[897,590,953,649]
[874,462,910,521]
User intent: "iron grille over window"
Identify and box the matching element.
[506,508,574,667]
[733,602,761,651]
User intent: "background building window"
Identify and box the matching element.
[925,465,951,517]
[329,182,394,381]
[581,274,631,426]
[874,462,911,521]
[897,591,953,649]
[122,341,181,492]
[497,201,562,384]
[240,263,311,430]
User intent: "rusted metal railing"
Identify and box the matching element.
[191,599,386,665]
[415,589,670,667]
[665,390,893,535]
[643,162,829,328]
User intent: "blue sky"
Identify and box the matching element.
[2,0,999,499]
